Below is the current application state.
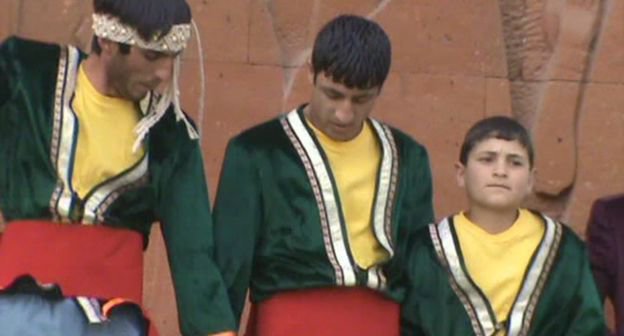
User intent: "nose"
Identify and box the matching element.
[492,160,508,177]
[334,99,355,125]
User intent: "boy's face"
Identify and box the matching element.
[106,43,177,101]
[306,70,380,141]
[455,138,534,212]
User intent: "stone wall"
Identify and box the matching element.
[1,0,621,334]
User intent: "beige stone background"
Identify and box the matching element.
[1,0,622,334]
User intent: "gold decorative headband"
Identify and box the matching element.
[92,13,191,52]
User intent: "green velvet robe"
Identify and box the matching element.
[402,213,606,336]
[213,107,435,327]
[0,36,234,335]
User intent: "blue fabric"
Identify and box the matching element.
[0,294,147,336]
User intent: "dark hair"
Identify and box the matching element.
[91,0,191,55]
[311,15,391,90]
[459,116,534,168]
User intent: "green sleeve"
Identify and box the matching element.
[564,252,608,335]
[406,145,435,230]
[213,137,261,328]
[400,283,424,336]
[396,143,434,262]
[400,235,428,336]
[0,38,13,111]
[158,141,236,335]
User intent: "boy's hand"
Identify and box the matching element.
[207,332,236,336]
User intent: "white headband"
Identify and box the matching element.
[92,13,191,52]
[91,13,205,151]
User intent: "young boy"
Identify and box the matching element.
[401,116,605,335]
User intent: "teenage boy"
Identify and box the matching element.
[401,116,605,335]
[213,14,434,335]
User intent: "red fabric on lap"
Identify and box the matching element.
[247,287,399,336]
[0,220,143,303]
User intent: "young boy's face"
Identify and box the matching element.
[455,137,534,212]
[307,71,381,141]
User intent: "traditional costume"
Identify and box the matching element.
[0,13,233,335]
[213,106,435,335]
[401,211,606,335]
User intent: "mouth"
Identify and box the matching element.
[331,122,351,129]
[486,184,511,190]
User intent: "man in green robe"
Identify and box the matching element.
[213,14,435,335]
[0,0,234,335]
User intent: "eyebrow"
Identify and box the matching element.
[144,50,181,58]
[477,151,527,159]
[321,86,377,100]
[322,87,345,96]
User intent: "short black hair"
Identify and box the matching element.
[459,116,535,168]
[311,15,391,90]
[91,0,191,55]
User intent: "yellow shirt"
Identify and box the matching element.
[454,209,545,325]
[308,119,387,268]
[71,65,144,198]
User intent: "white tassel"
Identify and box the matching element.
[192,19,206,139]
[130,19,205,153]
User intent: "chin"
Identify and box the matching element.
[129,91,148,102]
[485,201,522,212]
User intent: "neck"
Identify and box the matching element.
[464,206,519,234]
[302,104,318,127]
[83,55,116,97]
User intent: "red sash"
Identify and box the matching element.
[0,220,144,302]
[0,220,162,336]
[247,287,400,336]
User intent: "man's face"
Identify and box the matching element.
[456,138,534,212]
[107,45,177,101]
[306,71,380,141]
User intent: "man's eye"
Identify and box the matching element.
[144,52,160,61]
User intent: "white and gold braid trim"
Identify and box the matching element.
[92,13,191,52]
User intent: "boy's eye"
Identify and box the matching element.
[510,160,525,167]
[325,91,343,100]
[353,96,373,104]
[478,157,493,163]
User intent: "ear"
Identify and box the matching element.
[455,162,466,188]
[527,167,536,194]
[306,59,315,85]
[98,37,117,56]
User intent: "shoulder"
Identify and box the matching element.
[228,115,288,152]
[0,36,85,87]
[418,216,457,253]
[373,120,429,158]
[534,211,587,257]
[592,193,624,213]
[148,108,201,160]
[1,36,63,65]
